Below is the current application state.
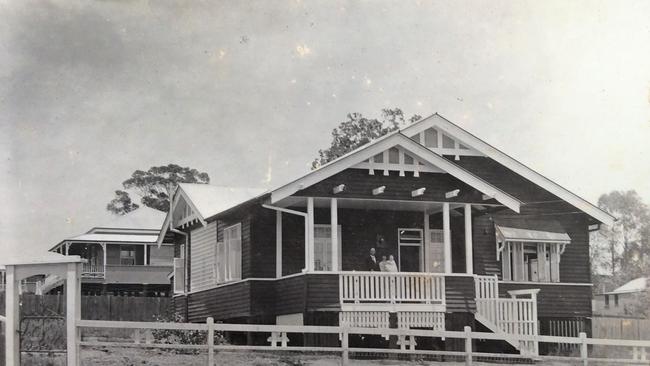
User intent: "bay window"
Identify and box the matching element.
[500,241,565,282]
[496,224,570,283]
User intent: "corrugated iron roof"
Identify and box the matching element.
[496,225,571,243]
[178,183,267,220]
[605,277,647,295]
[67,233,159,244]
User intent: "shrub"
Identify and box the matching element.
[151,311,226,347]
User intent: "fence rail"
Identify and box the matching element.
[339,271,445,304]
[77,318,650,366]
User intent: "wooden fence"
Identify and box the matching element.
[0,293,170,321]
[76,318,650,366]
[593,316,650,340]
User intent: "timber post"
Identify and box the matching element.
[464,326,472,366]
[341,328,349,366]
[207,317,215,366]
[579,331,588,366]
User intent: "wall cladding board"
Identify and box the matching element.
[189,221,217,292]
[186,282,252,322]
[445,275,476,313]
[306,274,339,309]
[275,275,306,315]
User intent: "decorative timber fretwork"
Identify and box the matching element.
[407,126,483,160]
[397,311,445,330]
[172,198,200,229]
[352,146,444,177]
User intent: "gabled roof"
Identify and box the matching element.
[400,114,616,226]
[178,183,267,220]
[271,130,523,212]
[156,184,267,245]
[605,277,648,295]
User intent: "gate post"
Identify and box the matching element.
[66,262,82,366]
[5,266,19,366]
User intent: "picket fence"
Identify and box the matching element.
[593,317,650,340]
[76,318,650,366]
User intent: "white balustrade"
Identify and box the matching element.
[474,275,539,355]
[82,262,105,278]
[339,272,445,304]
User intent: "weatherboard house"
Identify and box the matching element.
[48,207,175,296]
[159,114,615,354]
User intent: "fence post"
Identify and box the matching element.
[207,317,214,366]
[341,328,349,366]
[464,326,472,366]
[579,331,588,366]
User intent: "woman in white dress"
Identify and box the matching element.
[384,254,398,272]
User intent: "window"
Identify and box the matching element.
[215,241,226,283]
[500,241,564,282]
[388,147,400,164]
[223,224,242,281]
[614,294,619,307]
[605,295,610,308]
[120,245,136,266]
[424,128,438,147]
[173,258,185,294]
[313,225,342,271]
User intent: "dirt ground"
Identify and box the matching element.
[75,347,580,366]
[21,347,583,366]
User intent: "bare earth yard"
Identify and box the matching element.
[70,347,581,366]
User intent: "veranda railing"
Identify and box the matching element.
[81,262,105,278]
[339,271,445,304]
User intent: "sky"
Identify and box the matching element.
[1,0,649,256]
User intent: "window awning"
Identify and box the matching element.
[495,225,571,244]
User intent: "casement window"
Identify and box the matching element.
[173,257,185,294]
[215,241,226,283]
[313,225,342,271]
[172,244,186,294]
[120,245,136,266]
[222,223,242,282]
[499,241,565,282]
[496,224,570,283]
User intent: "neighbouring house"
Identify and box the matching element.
[593,277,648,318]
[159,113,615,355]
[48,207,175,296]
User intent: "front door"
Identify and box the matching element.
[398,228,423,272]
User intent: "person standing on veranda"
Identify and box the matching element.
[364,247,381,271]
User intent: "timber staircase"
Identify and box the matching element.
[474,275,539,355]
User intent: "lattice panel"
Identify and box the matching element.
[397,311,445,330]
[339,311,390,329]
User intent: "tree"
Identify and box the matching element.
[593,190,650,284]
[311,108,422,169]
[107,164,210,214]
